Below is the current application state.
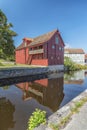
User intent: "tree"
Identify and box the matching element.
[0,9,17,60]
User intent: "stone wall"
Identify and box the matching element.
[0,67,48,79]
[0,65,64,80]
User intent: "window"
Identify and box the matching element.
[62,47,64,51]
[39,45,43,49]
[59,47,62,51]
[58,57,60,60]
[55,36,59,44]
[29,48,32,51]
[38,54,43,59]
[51,56,53,59]
[52,45,55,49]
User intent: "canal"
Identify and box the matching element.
[0,70,87,130]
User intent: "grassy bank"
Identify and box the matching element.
[0,59,35,68]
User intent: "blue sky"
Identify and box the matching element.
[0,0,87,52]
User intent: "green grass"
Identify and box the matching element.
[49,115,71,130]
[0,58,39,68]
[0,63,35,68]
[71,97,87,113]
[49,124,59,130]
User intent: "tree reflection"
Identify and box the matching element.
[64,71,84,85]
[2,85,10,90]
[0,97,15,130]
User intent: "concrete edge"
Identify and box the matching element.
[34,89,87,130]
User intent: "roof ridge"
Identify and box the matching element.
[29,29,58,47]
[16,29,58,49]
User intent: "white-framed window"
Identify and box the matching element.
[58,56,60,60]
[59,47,62,51]
[55,36,59,44]
[52,45,55,49]
[51,56,53,59]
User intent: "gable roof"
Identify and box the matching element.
[16,38,33,50]
[64,48,85,54]
[16,42,26,50]
[23,37,33,41]
[29,29,58,47]
[16,29,64,50]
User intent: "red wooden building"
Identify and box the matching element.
[15,29,65,67]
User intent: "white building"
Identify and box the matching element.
[85,54,87,65]
[64,48,85,65]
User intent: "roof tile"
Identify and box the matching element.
[64,48,85,54]
[16,29,58,50]
[29,29,57,47]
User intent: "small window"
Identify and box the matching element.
[55,36,59,44]
[51,56,53,59]
[39,45,43,49]
[58,57,60,60]
[52,45,55,49]
[62,47,64,51]
[59,47,62,51]
[29,48,32,51]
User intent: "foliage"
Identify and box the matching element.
[64,57,77,71]
[64,56,87,71]
[0,62,4,66]
[0,9,17,60]
[27,109,46,130]
[50,124,59,130]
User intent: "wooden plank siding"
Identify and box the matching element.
[15,29,65,66]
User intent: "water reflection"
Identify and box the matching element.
[64,70,85,85]
[0,97,15,130]
[0,71,87,130]
[60,70,86,107]
[16,73,64,112]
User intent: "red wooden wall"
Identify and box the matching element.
[43,31,64,65]
[15,49,26,64]
[15,31,64,66]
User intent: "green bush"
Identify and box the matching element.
[27,109,46,130]
[64,57,77,71]
[64,57,87,71]
[0,62,4,66]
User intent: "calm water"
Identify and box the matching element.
[0,70,87,130]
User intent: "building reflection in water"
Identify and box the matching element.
[0,97,15,130]
[16,73,64,112]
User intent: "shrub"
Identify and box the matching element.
[0,62,4,66]
[27,109,46,130]
[64,56,87,71]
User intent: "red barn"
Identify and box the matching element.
[15,29,65,68]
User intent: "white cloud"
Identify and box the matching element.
[64,43,71,48]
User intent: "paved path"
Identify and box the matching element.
[35,102,87,130]
[61,102,87,130]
